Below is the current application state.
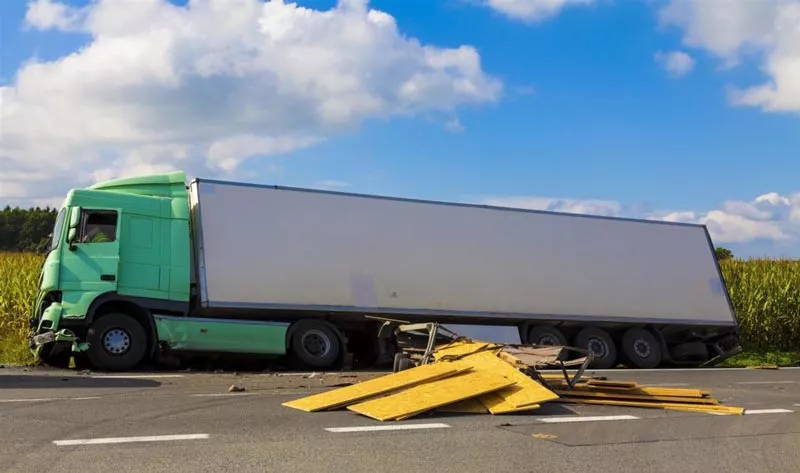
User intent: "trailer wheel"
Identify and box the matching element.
[574,327,617,369]
[85,312,147,371]
[290,321,341,368]
[621,328,662,369]
[527,324,568,347]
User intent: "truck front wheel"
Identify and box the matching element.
[289,321,341,369]
[85,312,147,371]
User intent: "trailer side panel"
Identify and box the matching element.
[191,179,736,327]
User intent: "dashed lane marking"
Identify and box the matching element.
[88,374,185,379]
[325,423,451,433]
[190,393,256,397]
[744,409,794,415]
[53,434,210,446]
[0,396,101,403]
[736,381,796,385]
[535,415,640,424]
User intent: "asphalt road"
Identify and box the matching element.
[2,366,799,473]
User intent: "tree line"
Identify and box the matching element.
[0,206,58,253]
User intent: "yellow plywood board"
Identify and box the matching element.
[478,391,542,415]
[282,361,472,412]
[554,390,719,405]
[463,351,559,413]
[434,341,497,359]
[436,398,489,414]
[347,370,516,421]
[558,398,744,415]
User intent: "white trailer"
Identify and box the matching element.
[188,178,741,369]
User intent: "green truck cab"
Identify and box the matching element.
[29,172,195,370]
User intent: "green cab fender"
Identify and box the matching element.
[40,302,64,331]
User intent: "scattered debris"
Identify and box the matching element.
[228,384,246,393]
[283,333,745,421]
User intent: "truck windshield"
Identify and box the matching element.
[50,207,66,251]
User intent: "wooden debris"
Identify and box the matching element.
[282,338,744,420]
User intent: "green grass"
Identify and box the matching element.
[1,251,799,367]
[718,351,800,368]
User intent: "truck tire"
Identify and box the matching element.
[290,321,341,369]
[621,327,662,369]
[669,341,709,361]
[527,324,568,347]
[574,327,617,369]
[85,312,147,371]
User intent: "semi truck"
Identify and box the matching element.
[28,171,742,372]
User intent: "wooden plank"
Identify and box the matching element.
[478,391,542,415]
[347,370,516,421]
[436,398,489,414]
[282,361,472,412]
[557,398,744,415]
[554,390,719,405]
[462,351,559,413]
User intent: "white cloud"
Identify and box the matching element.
[1,0,502,206]
[444,116,465,133]
[659,0,800,113]
[483,0,595,22]
[654,50,696,77]
[479,191,800,247]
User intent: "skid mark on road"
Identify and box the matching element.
[325,423,451,433]
[53,434,210,446]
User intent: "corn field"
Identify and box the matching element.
[1,252,799,364]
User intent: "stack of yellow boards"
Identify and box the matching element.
[282,340,743,421]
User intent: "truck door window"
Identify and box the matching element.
[80,210,118,243]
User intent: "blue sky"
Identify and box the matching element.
[1,0,798,258]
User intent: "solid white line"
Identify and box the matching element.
[744,409,794,415]
[53,434,210,446]
[89,374,184,379]
[325,423,451,433]
[536,415,639,424]
[736,381,797,385]
[0,396,101,403]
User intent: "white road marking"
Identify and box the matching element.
[736,381,796,385]
[88,374,184,379]
[53,434,210,446]
[544,367,800,373]
[0,396,100,403]
[190,393,256,397]
[325,423,451,433]
[744,409,794,415]
[536,415,639,424]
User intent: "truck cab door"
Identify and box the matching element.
[61,208,121,294]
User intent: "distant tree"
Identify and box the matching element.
[0,206,58,253]
[715,246,733,261]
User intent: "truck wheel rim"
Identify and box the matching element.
[633,339,651,358]
[539,335,559,346]
[587,338,608,358]
[302,330,331,358]
[103,328,130,355]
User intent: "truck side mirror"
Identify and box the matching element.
[67,228,78,251]
[69,207,82,229]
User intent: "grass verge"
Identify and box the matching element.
[717,351,800,368]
